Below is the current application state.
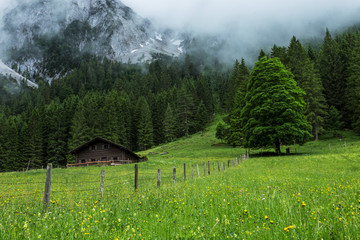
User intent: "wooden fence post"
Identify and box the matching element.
[135,164,138,191]
[100,170,105,198]
[208,161,210,175]
[173,167,176,184]
[196,164,200,177]
[43,163,52,213]
[217,161,220,172]
[184,163,186,181]
[157,169,161,188]
[228,159,230,168]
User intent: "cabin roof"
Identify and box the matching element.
[69,137,140,159]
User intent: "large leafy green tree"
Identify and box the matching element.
[240,57,312,154]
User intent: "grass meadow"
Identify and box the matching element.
[1,117,360,239]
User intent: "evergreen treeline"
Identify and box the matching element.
[0,56,218,171]
[2,25,360,170]
[224,27,360,147]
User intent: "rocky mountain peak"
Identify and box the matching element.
[0,0,185,81]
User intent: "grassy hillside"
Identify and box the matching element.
[1,116,360,239]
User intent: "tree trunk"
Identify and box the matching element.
[275,140,281,155]
[314,123,319,141]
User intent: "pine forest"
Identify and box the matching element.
[1,27,360,171]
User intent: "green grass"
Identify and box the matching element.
[1,116,360,239]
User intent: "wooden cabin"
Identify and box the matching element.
[68,137,145,167]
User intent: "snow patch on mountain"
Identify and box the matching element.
[0,59,38,88]
[1,0,186,69]
[155,32,163,41]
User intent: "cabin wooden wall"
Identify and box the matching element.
[75,140,138,163]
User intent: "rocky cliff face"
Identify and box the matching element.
[0,0,185,80]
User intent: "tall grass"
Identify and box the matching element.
[1,117,360,239]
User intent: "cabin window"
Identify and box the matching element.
[91,159,96,162]
[101,157,107,161]
[103,144,109,150]
[91,145,96,150]
[113,157,118,160]
[81,159,86,163]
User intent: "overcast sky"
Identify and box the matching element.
[121,0,360,61]
[122,0,360,33]
[1,0,360,62]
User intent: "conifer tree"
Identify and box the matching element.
[233,59,249,109]
[227,59,249,146]
[163,103,177,143]
[118,91,133,148]
[286,36,327,140]
[135,97,154,151]
[19,121,32,169]
[176,82,195,137]
[345,34,360,131]
[258,49,267,60]
[317,29,345,114]
[215,121,227,142]
[225,60,240,110]
[325,106,344,134]
[46,100,68,166]
[101,90,121,143]
[152,92,167,145]
[307,45,317,62]
[26,108,45,168]
[3,116,22,171]
[195,74,214,115]
[68,100,92,154]
[194,101,208,132]
[301,59,327,140]
[0,114,6,171]
[271,44,287,63]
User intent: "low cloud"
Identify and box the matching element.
[122,0,360,62]
[1,0,360,64]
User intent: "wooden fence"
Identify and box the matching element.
[37,155,249,213]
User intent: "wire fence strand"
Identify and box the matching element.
[0,158,246,210]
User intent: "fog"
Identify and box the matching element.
[122,0,360,62]
[1,0,360,63]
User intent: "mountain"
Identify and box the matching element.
[0,60,38,89]
[0,0,185,79]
